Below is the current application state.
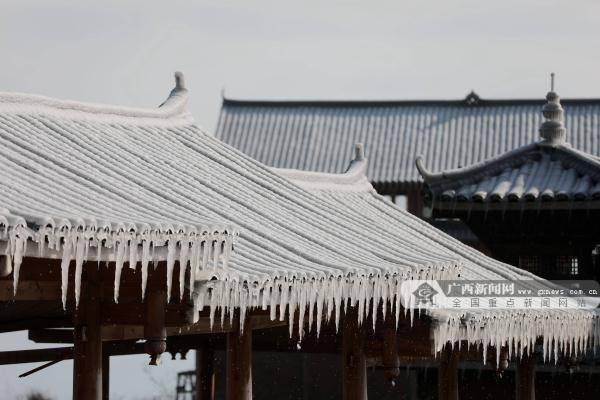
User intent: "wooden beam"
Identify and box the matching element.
[0,347,73,365]
[341,307,367,400]
[516,353,536,400]
[30,314,284,345]
[196,346,215,400]
[29,328,74,344]
[226,315,252,400]
[0,318,71,334]
[0,280,62,301]
[438,347,459,400]
[73,262,103,400]
[0,342,147,366]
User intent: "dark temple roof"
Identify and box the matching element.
[417,87,600,208]
[216,93,600,188]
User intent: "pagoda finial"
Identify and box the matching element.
[539,73,566,145]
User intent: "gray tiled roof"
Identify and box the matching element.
[417,90,600,206]
[419,145,600,204]
[216,95,600,187]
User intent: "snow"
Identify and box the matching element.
[1,73,597,364]
[0,214,237,307]
[277,155,600,363]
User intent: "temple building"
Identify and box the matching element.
[216,88,600,216]
[0,73,598,400]
[213,75,600,399]
[417,77,600,281]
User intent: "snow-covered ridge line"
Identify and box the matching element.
[1,213,238,308]
[192,262,461,337]
[272,144,373,193]
[432,309,600,365]
[0,72,191,125]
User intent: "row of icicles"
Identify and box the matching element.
[2,223,236,307]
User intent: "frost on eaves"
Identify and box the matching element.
[0,214,237,308]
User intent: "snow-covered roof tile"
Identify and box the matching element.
[277,148,600,362]
[216,94,600,187]
[4,75,597,362]
[418,88,600,207]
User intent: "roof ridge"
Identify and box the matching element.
[273,143,374,193]
[0,72,192,124]
[222,96,600,108]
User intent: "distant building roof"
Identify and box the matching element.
[417,81,600,209]
[216,92,600,189]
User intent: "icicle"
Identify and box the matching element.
[240,290,247,334]
[269,282,277,321]
[129,237,138,270]
[306,280,314,333]
[209,287,217,330]
[166,239,177,302]
[221,237,231,271]
[179,239,190,301]
[289,283,298,338]
[74,234,86,308]
[10,226,27,296]
[212,236,221,270]
[141,238,151,300]
[315,281,324,337]
[60,236,73,309]
[96,237,102,264]
[189,240,200,300]
[279,281,289,322]
[334,279,342,332]
[298,280,307,339]
[113,240,125,303]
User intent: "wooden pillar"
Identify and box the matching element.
[226,316,252,400]
[438,347,459,400]
[73,263,103,400]
[196,346,215,400]
[102,352,110,400]
[342,307,367,400]
[144,288,167,365]
[516,353,536,400]
[381,315,399,386]
[408,370,418,400]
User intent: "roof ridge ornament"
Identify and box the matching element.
[464,90,481,106]
[174,71,186,91]
[354,143,365,161]
[539,72,566,145]
[158,71,189,112]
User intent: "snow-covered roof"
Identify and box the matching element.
[276,148,600,363]
[0,73,238,306]
[417,88,600,208]
[4,74,597,362]
[0,74,461,322]
[216,92,600,188]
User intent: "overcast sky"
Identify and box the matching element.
[2,0,600,398]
